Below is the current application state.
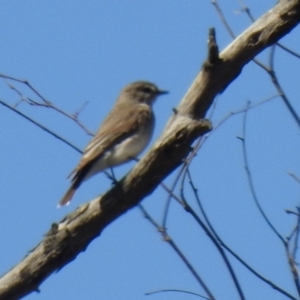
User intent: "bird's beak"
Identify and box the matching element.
[157,90,169,95]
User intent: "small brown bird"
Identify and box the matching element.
[59,81,168,206]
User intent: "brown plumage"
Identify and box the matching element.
[59,81,167,206]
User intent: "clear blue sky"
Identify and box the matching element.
[0,1,299,300]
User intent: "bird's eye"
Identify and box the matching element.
[141,87,153,94]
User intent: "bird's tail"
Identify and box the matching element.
[58,186,77,207]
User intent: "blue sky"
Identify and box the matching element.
[0,1,300,300]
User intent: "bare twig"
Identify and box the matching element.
[286,206,300,296]
[0,72,94,136]
[186,167,298,300]
[211,0,235,38]
[289,173,300,185]
[239,101,300,296]
[266,63,300,129]
[277,43,300,59]
[182,169,247,300]
[292,207,300,261]
[0,99,82,154]
[286,207,300,263]
[139,204,216,300]
[239,101,285,241]
[145,288,209,299]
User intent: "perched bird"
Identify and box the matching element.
[59,81,168,206]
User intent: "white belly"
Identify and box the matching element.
[105,130,151,166]
[84,126,153,180]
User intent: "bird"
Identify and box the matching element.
[58,81,168,206]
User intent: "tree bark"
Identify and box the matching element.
[0,1,299,299]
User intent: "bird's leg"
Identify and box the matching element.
[110,167,117,183]
[104,169,118,185]
[106,157,139,185]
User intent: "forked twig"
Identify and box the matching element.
[139,204,216,300]
[0,72,94,136]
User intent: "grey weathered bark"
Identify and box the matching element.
[0,1,299,299]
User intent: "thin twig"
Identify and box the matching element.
[0,99,82,154]
[238,0,255,22]
[161,162,188,229]
[139,204,216,300]
[145,288,209,299]
[286,242,300,296]
[286,207,300,263]
[240,100,300,293]
[182,169,246,300]
[289,173,300,185]
[186,166,298,300]
[277,43,300,59]
[292,207,300,261]
[211,0,235,38]
[286,206,300,296]
[0,72,94,136]
[240,101,285,241]
[199,94,279,151]
[267,67,300,129]
[0,98,113,181]
[211,0,269,71]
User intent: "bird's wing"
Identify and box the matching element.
[70,104,152,182]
